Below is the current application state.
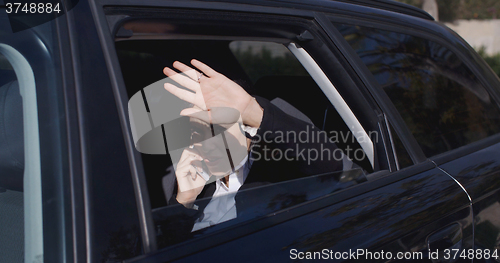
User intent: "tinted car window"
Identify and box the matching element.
[335,23,500,157]
[0,12,65,262]
[0,52,24,263]
[229,41,308,83]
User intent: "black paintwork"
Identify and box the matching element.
[129,164,471,262]
[436,142,500,256]
[61,0,144,261]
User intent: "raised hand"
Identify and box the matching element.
[163,59,263,128]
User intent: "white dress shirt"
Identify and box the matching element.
[192,156,251,232]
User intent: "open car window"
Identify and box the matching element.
[114,14,378,250]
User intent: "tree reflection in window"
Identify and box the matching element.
[335,24,500,157]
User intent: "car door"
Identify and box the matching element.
[87,1,474,262]
[427,25,500,261]
[323,6,500,262]
[436,133,500,261]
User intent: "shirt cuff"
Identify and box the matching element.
[241,124,258,137]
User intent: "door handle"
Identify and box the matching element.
[427,223,463,263]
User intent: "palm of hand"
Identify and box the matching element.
[163,59,252,118]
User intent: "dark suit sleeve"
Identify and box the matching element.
[157,182,215,246]
[251,96,343,176]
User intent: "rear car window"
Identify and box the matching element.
[334,23,500,157]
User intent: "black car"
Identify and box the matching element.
[1,0,500,262]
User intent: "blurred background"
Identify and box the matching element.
[395,0,500,78]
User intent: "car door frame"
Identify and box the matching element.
[87,0,473,261]
[58,0,147,261]
[318,9,500,259]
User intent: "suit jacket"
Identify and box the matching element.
[156,96,344,246]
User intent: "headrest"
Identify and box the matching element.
[0,81,24,191]
[254,75,330,128]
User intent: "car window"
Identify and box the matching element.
[334,23,500,158]
[0,11,68,262]
[229,41,309,83]
[0,50,25,263]
[115,16,375,250]
[0,16,41,263]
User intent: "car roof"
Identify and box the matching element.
[193,0,434,21]
[328,0,433,20]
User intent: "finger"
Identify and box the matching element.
[181,109,211,124]
[172,61,200,81]
[191,59,218,77]
[188,165,197,180]
[185,149,204,164]
[180,107,203,117]
[178,149,194,164]
[166,72,201,93]
[184,147,203,157]
[191,160,203,170]
[164,66,200,90]
[164,66,197,82]
[176,158,202,179]
[190,154,204,163]
[179,149,203,164]
[164,83,196,104]
[163,67,180,78]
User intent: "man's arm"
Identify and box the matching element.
[249,96,343,176]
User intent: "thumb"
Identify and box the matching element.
[180,108,203,116]
[181,108,212,124]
